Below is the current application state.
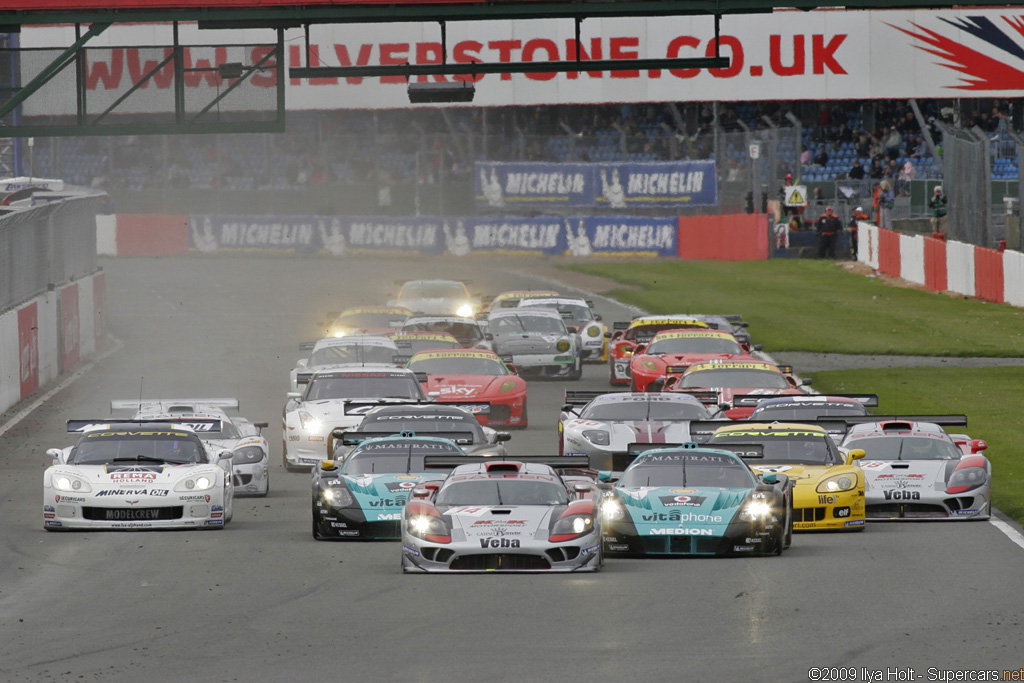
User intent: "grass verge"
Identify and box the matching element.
[567,260,1024,356]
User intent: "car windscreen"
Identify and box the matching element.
[523,302,592,321]
[680,369,790,390]
[618,456,754,488]
[490,314,565,335]
[626,324,698,341]
[402,322,482,346]
[304,375,422,401]
[402,282,465,299]
[436,479,569,506]
[647,337,742,356]
[336,312,406,328]
[360,415,484,441]
[394,339,462,354]
[71,431,204,465]
[581,400,710,421]
[408,356,506,376]
[310,344,396,366]
[709,431,839,465]
[341,442,463,474]
[750,404,867,420]
[844,436,961,461]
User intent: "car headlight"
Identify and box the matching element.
[739,500,772,521]
[231,446,265,465]
[322,485,355,507]
[298,411,322,432]
[407,514,450,543]
[556,339,571,352]
[587,326,601,337]
[640,359,658,371]
[174,474,217,492]
[582,430,610,446]
[332,329,348,338]
[498,380,518,393]
[601,497,625,521]
[550,513,595,541]
[51,473,92,493]
[816,472,857,493]
[455,303,474,318]
[947,466,988,493]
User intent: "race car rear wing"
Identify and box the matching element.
[110,398,239,412]
[702,442,765,459]
[842,414,968,427]
[447,402,492,415]
[731,393,879,409]
[329,429,477,457]
[612,321,630,331]
[670,389,722,406]
[687,419,851,442]
[68,418,223,433]
[422,454,591,470]
[562,390,627,408]
[342,399,426,416]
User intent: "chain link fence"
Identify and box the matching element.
[935,122,991,246]
[0,194,102,313]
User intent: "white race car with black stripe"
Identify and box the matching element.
[558,391,724,472]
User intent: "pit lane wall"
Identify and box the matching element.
[857,223,1023,306]
[0,271,107,414]
[95,213,770,260]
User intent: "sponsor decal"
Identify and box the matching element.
[385,481,419,493]
[953,509,980,516]
[744,537,762,543]
[582,544,600,555]
[95,489,169,497]
[403,545,421,557]
[205,520,224,526]
[641,511,723,523]
[44,513,55,519]
[376,513,402,521]
[659,494,706,507]
[368,497,406,507]
[54,495,85,503]
[733,545,756,552]
[211,512,223,518]
[45,520,62,527]
[44,505,55,512]
[180,495,211,502]
[394,474,420,481]
[338,530,360,536]
[818,494,836,505]
[330,522,349,528]
[833,506,852,518]
[844,519,866,527]
[443,506,489,517]
[883,489,921,501]
[649,528,714,536]
[753,465,794,473]
[212,505,223,512]
[479,537,522,548]
[472,520,527,525]
[607,543,629,552]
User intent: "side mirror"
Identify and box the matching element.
[649,378,665,392]
[296,359,308,369]
[572,483,592,498]
[566,326,578,334]
[594,314,602,321]
[46,448,63,463]
[761,473,778,485]
[485,333,494,341]
[495,432,512,443]
[597,471,614,483]
[411,487,431,499]
[753,344,763,351]
[561,404,576,413]
[970,439,988,453]
[286,391,302,399]
[506,364,518,375]
[718,402,732,411]
[846,448,866,465]
[604,331,612,338]
[634,344,647,355]
[801,378,813,386]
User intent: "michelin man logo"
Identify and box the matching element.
[318,218,347,256]
[443,220,472,257]
[568,219,592,257]
[600,168,626,209]
[191,217,219,253]
[481,168,505,208]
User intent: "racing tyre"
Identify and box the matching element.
[567,354,583,381]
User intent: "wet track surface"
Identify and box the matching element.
[1,256,1022,682]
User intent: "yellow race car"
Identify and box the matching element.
[705,422,866,531]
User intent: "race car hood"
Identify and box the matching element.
[424,375,506,399]
[605,421,693,449]
[53,463,211,489]
[493,332,564,355]
[441,505,555,542]
[296,398,416,425]
[342,472,428,518]
[397,298,459,315]
[644,353,745,369]
[748,463,842,488]
[617,486,747,533]
[859,460,954,492]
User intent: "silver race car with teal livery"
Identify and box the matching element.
[600,443,792,557]
[311,432,475,540]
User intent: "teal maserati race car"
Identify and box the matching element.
[600,443,793,556]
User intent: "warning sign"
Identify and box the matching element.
[784,185,808,207]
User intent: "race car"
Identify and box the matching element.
[320,306,412,338]
[389,279,480,318]
[517,296,608,362]
[660,360,812,419]
[487,308,582,379]
[282,367,428,470]
[333,403,511,460]
[390,331,462,356]
[841,416,991,520]
[43,421,234,530]
[311,432,474,540]
[627,329,761,391]
[401,457,602,572]
[607,314,752,385]
[400,315,491,350]
[111,398,270,497]
[600,443,792,557]
[705,422,866,531]
[558,391,723,471]
[747,394,878,433]
[485,289,560,312]
[291,336,403,391]
[406,348,528,428]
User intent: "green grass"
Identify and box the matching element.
[567,260,1024,356]
[812,367,1024,523]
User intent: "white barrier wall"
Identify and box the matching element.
[79,278,96,358]
[1003,250,1024,308]
[0,309,19,411]
[899,233,925,286]
[96,214,117,256]
[945,240,976,297]
[36,292,59,388]
[858,223,879,269]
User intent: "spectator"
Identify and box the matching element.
[929,186,948,234]
[849,159,865,180]
[883,126,903,160]
[872,181,883,224]
[849,205,869,259]
[869,158,885,180]
[813,145,829,166]
[879,180,894,228]
[800,145,812,166]
[816,205,843,258]
[898,160,915,196]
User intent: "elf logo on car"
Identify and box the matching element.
[649,528,713,536]
[479,537,521,548]
[883,489,920,500]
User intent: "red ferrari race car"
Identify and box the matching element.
[406,348,528,428]
[627,329,762,391]
[606,315,712,385]
[321,305,412,338]
[658,360,812,419]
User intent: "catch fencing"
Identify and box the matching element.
[935,122,991,247]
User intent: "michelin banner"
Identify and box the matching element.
[188,214,677,257]
[476,161,716,209]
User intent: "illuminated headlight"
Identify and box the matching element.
[52,473,91,493]
[601,498,625,520]
[407,514,449,541]
[332,329,348,338]
[298,411,322,432]
[640,359,658,371]
[174,475,216,492]
[498,380,518,393]
[231,446,264,465]
[740,501,772,521]
[816,473,857,493]
[582,430,610,446]
[587,326,601,337]
[322,486,355,506]
[556,339,571,352]
[455,303,474,318]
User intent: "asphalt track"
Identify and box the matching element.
[2,255,1023,683]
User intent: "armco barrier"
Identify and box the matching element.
[677,214,768,261]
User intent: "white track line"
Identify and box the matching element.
[989,518,1024,552]
[0,336,123,438]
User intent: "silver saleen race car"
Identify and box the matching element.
[559,391,723,471]
[841,416,992,520]
[401,457,601,573]
[487,308,582,379]
[290,336,403,391]
[282,367,428,470]
[44,421,234,530]
[112,398,270,497]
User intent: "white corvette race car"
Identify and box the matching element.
[43,421,234,530]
